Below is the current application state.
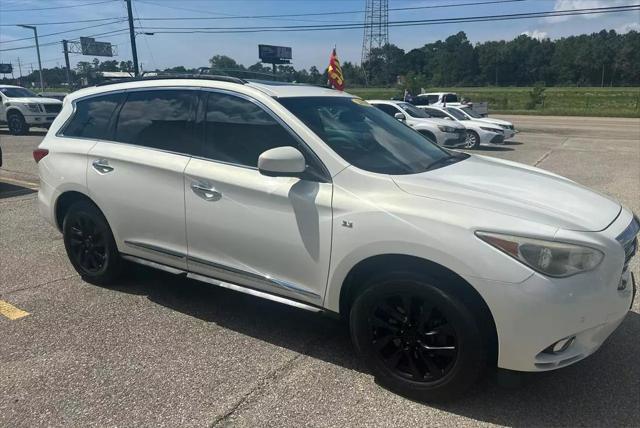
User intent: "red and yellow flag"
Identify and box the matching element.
[327,47,345,91]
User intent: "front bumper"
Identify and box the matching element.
[24,113,57,126]
[468,211,637,372]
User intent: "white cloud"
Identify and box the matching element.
[616,22,640,33]
[546,0,638,23]
[521,30,549,40]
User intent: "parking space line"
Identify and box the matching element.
[0,300,30,320]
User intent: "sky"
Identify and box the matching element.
[1,0,639,74]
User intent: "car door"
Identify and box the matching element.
[184,90,333,306]
[87,88,198,269]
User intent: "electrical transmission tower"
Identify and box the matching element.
[361,0,389,74]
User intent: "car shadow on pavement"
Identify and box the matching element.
[478,146,515,152]
[0,182,37,199]
[503,140,523,146]
[109,265,639,426]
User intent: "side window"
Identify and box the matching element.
[444,94,459,103]
[412,97,427,106]
[427,95,439,104]
[374,104,400,117]
[62,93,123,139]
[114,89,196,154]
[425,108,445,118]
[202,92,300,168]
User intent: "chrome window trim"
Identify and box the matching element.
[124,240,186,259]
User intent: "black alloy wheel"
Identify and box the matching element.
[63,200,122,285]
[350,274,487,401]
[8,112,28,135]
[370,295,457,382]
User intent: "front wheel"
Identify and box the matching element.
[7,111,29,135]
[350,273,487,401]
[63,200,123,285]
[464,130,480,149]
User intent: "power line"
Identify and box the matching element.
[0,29,130,52]
[135,4,640,33]
[1,0,118,13]
[136,0,527,21]
[0,17,127,27]
[1,20,128,44]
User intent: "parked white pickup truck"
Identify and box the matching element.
[0,85,63,135]
[412,92,488,116]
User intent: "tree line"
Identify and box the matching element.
[1,29,638,89]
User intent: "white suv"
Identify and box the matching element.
[1,85,63,134]
[36,77,637,401]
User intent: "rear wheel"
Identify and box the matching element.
[350,273,487,401]
[63,200,122,285]
[7,111,29,135]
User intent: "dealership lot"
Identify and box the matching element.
[1,116,639,427]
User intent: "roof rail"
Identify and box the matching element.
[95,74,246,87]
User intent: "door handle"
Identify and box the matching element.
[191,181,222,201]
[92,159,114,174]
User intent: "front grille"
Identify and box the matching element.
[43,104,61,114]
[617,216,640,270]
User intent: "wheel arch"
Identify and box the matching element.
[54,190,99,231]
[338,253,498,365]
[6,107,24,118]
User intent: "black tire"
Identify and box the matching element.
[350,272,487,401]
[419,130,437,144]
[62,200,122,286]
[7,111,29,135]
[464,130,480,149]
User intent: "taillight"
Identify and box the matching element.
[33,148,49,163]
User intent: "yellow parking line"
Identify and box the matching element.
[0,176,39,189]
[0,300,30,320]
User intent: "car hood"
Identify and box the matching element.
[413,117,465,129]
[8,97,62,104]
[461,119,502,131]
[475,117,512,126]
[392,155,620,232]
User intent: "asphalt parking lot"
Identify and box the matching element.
[1,115,639,427]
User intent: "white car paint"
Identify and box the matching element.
[37,78,636,375]
[0,85,62,129]
[368,100,467,148]
[447,106,518,140]
[418,105,506,147]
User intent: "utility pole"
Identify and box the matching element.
[17,25,44,91]
[601,63,605,88]
[125,0,140,76]
[17,57,22,86]
[62,40,71,87]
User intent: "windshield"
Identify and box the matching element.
[461,106,482,118]
[445,108,468,121]
[279,97,464,175]
[397,102,430,118]
[0,87,37,98]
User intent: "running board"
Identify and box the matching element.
[121,254,323,313]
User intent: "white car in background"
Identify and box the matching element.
[446,106,517,140]
[413,92,464,108]
[369,100,467,148]
[0,85,63,135]
[418,105,505,149]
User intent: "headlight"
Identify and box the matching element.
[480,126,501,133]
[26,103,42,112]
[438,125,456,133]
[476,232,604,277]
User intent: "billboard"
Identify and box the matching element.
[258,45,292,64]
[0,63,13,74]
[80,37,114,57]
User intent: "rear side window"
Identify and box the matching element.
[426,95,439,104]
[444,94,459,103]
[62,93,123,139]
[201,92,299,167]
[114,89,197,154]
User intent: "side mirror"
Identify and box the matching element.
[394,112,406,121]
[444,116,452,120]
[258,146,306,177]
